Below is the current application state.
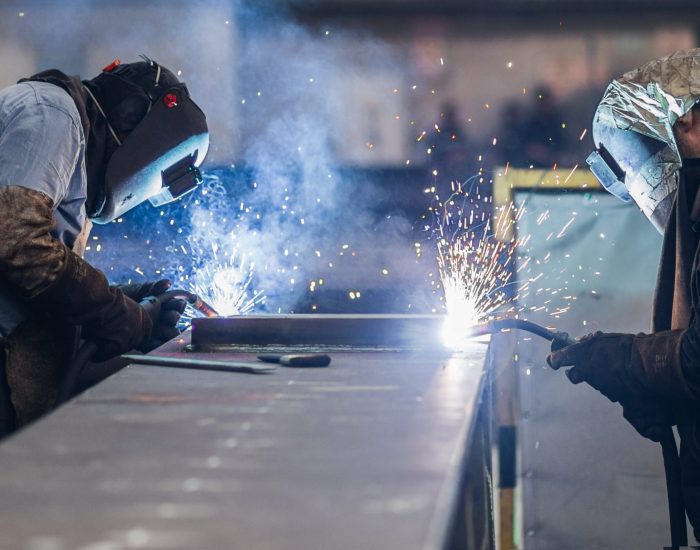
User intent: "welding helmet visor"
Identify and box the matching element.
[92,80,209,224]
[587,123,677,232]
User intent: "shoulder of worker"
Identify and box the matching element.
[0,81,83,138]
[0,82,84,206]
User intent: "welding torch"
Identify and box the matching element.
[478,317,686,548]
[150,289,219,318]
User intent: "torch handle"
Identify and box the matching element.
[477,318,574,346]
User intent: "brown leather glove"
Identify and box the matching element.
[0,186,152,360]
[38,253,153,360]
[547,330,693,403]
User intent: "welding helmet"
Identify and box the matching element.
[84,57,209,224]
[587,48,700,234]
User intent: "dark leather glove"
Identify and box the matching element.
[619,395,676,443]
[39,252,152,361]
[115,279,172,302]
[137,290,191,352]
[548,331,683,442]
[547,330,692,403]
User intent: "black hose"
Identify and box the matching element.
[482,318,687,548]
[660,429,688,548]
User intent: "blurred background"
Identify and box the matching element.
[0,0,696,316]
[1,2,700,548]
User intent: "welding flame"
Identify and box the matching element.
[430,184,523,348]
[189,254,265,317]
[442,277,480,348]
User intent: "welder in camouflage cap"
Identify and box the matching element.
[0,57,208,432]
[547,48,700,537]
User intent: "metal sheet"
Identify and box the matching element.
[0,332,490,550]
[191,314,447,350]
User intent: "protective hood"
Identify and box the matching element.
[85,58,209,224]
[587,48,700,233]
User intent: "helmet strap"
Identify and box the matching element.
[83,85,122,146]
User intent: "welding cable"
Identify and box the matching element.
[660,429,688,548]
[480,317,686,548]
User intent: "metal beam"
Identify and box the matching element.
[191,313,449,350]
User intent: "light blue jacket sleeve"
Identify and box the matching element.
[0,85,81,207]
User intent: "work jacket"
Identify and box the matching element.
[0,81,90,335]
[652,160,700,537]
[0,81,91,426]
[0,80,149,427]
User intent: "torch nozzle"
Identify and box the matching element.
[157,290,220,318]
[189,296,219,318]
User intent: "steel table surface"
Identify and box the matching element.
[0,335,490,550]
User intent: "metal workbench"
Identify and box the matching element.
[0,332,493,550]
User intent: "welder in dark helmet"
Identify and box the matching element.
[0,56,209,431]
[546,48,700,536]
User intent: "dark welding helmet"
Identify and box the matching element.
[588,122,677,233]
[87,58,209,224]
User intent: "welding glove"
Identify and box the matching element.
[618,395,677,442]
[547,330,693,404]
[0,186,152,361]
[137,291,190,352]
[547,331,689,442]
[114,279,172,302]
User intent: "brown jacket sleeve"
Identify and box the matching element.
[0,185,152,357]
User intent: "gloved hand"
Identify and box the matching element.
[114,279,172,302]
[547,330,692,403]
[137,290,192,352]
[619,395,676,443]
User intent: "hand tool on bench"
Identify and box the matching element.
[257,353,332,367]
[122,354,276,374]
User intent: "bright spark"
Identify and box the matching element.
[189,253,265,317]
[431,190,524,347]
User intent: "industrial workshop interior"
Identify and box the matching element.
[3,0,700,548]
